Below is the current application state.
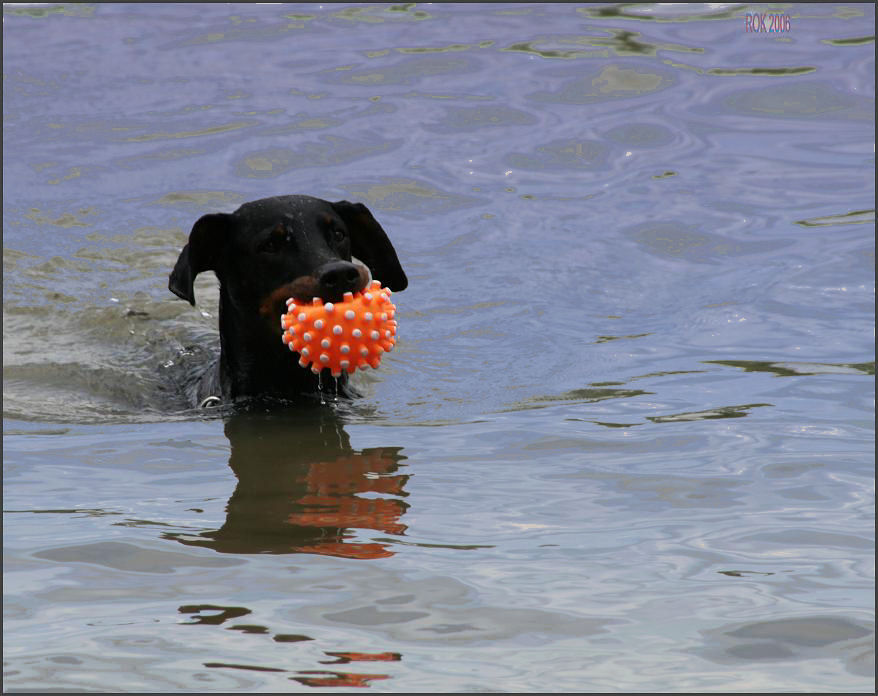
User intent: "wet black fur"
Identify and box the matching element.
[169,195,407,405]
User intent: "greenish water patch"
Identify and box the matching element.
[396,42,488,54]
[235,137,403,178]
[593,333,652,344]
[822,35,874,46]
[506,386,652,412]
[723,81,873,120]
[705,360,875,377]
[124,121,255,143]
[333,4,431,23]
[625,223,790,263]
[795,209,875,227]
[708,67,817,77]
[153,191,243,208]
[647,403,773,423]
[3,4,95,18]
[528,64,675,104]
[502,28,700,60]
[579,4,742,23]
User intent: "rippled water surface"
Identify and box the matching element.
[3,3,874,691]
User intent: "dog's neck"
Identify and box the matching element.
[216,289,345,401]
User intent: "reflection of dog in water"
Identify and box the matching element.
[165,408,409,559]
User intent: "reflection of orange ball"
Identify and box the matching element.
[280,280,398,377]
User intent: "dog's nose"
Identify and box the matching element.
[317,261,361,299]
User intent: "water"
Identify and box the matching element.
[3,3,874,691]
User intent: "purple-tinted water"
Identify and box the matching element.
[3,3,874,691]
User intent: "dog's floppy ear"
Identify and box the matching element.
[332,201,407,291]
[169,213,232,305]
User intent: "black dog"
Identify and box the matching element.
[169,195,407,405]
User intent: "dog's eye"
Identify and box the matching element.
[258,225,289,254]
[330,226,346,245]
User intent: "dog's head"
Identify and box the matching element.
[169,196,407,317]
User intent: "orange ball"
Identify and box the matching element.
[280,280,398,377]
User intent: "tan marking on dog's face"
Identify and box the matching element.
[258,276,319,331]
[257,265,370,334]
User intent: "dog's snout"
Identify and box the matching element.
[317,261,362,299]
